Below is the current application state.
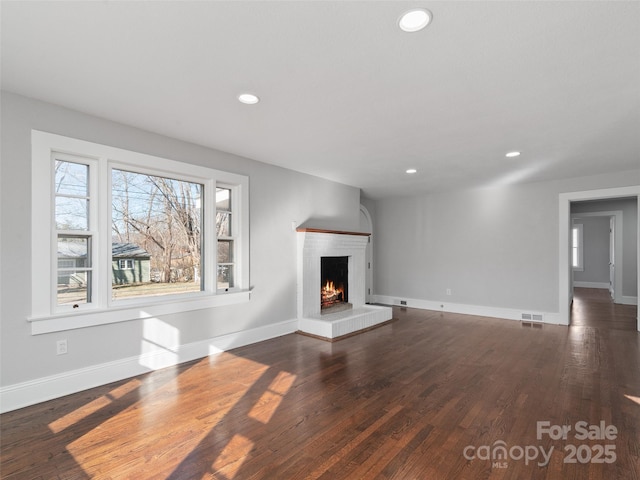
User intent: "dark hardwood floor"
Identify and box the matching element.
[1,296,638,479]
[571,287,637,331]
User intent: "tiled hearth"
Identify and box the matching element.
[296,228,393,340]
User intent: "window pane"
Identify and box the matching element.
[572,248,578,268]
[57,236,92,305]
[55,160,88,196]
[58,259,75,269]
[55,196,89,230]
[217,265,234,289]
[217,240,233,263]
[216,212,231,237]
[111,169,203,300]
[216,188,231,211]
[57,236,90,268]
[57,273,92,306]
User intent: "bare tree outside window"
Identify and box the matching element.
[111,169,203,300]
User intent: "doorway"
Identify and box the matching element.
[558,186,639,331]
[570,209,623,304]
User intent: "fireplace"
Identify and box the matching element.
[296,228,392,339]
[321,256,350,312]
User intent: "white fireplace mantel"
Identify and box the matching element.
[296,228,392,339]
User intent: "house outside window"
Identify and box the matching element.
[30,131,249,334]
[112,243,151,291]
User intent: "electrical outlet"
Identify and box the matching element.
[400,300,407,306]
[56,339,68,355]
[446,288,452,296]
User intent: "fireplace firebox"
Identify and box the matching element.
[321,256,349,311]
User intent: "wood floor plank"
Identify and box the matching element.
[1,288,638,479]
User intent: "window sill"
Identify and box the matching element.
[28,290,251,335]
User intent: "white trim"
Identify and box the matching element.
[359,205,374,304]
[621,296,638,306]
[573,281,610,289]
[29,290,251,335]
[558,186,640,330]
[0,318,297,413]
[372,294,561,325]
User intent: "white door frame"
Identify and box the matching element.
[610,216,615,300]
[570,210,623,304]
[558,186,640,330]
[360,205,374,304]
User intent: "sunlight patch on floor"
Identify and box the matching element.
[248,371,296,424]
[48,379,141,434]
[63,357,266,477]
[211,433,254,479]
[269,371,297,395]
[624,394,640,406]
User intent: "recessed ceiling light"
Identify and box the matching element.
[505,151,521,158]
[238,93,259,105]
[406,168,417,174]
[399,9,432,33]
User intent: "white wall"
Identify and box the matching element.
[573,216,611,285]
[0,92,361,405]
[371,172,639,317]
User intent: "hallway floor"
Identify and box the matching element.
[571,287,637,331]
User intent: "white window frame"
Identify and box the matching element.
[30,130,250,335]
[118,259,134,270]
[571,222,584,271]
[216,183,238,292]
[53,154,100,314]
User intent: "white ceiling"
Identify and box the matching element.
[2,1,639,198]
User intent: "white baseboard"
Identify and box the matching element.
[372,295,562,325]
[0,319,297,414]
[573,281,610,289]
[621,296,638,306]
